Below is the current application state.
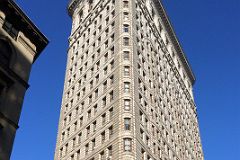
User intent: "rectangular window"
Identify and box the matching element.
[101,131,105,143]
[79,117,83,127]
[124,82,130,93]
[123,12,129,20]
[100,151,104,160]
[110,60,115,69]
[3,21,18,39]
[87,110,91,120]
[60,148,63,158]
[110,75,114,84]
[94,104,98,114]
[124,138,132,152]
[77,150,80,159]
[102,97,106,107]
[123,51,130,60]
[108,146,113,156]
[123,37,130,46]
[102,114,106,125]
[109,126,113,138]
[95,74,99,83]
[124,66,130,76]
[86,126,90,137]
[123,24,129,32]
[92,139,96,150]
[110,90,114,101]
[124,99,130,111]
[85,143,89,155]
[95,89,98,98]
[124,118,131,130]
[78,132,82,144]
[93,121,97,132]
[104,66,108,75]
[103,81,107,91]
[73,138,76,148]
[123,1,129,8]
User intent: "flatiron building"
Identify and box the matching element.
[55,0,204,160]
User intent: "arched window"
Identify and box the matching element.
[0,39,12,66]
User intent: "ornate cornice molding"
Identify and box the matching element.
[153,0,196,85]
[68,0,82,17]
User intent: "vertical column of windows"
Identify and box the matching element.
[121,0,133,154]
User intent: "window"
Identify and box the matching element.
[102,113,106,125]
[124,82,130,93]
[60,148,63,158]
[73,138,76,148]
[123,51,130,60]
[76,150,80,159]
[2,21,18,39]
[74,121,77,131]
[0,39,12,66]
[89,95,92,104]
[65,143,68,153]
[85,143,89,155]
[123,12,129,20]
[105,17,109,25]
[94,104,98,114]
[79,116,83,127]
[108,146,113,157]
[95,89,98,98]
[109,108,113,119]
[101,131,105,143]
[123,1,129,8]
[87,126,90,137]
[78,132,82,144]
[104,52,108,62]
[100,151,104,160]
[93,121,97,132]
[104,66,108,75]
[123,37,130,46]
[110,75,114,84]
[124,66,130,76]
[95,74,99,83]
[110,90,114,101]
[123,24,129,32]
[96,61,100,70]
[124,118,131,130]
[109,126,113,138]
[90,80,93,89]
[102,97,106,107]
[124,138,132,152]
[110,60,115,69]
[87,110,91,120]
[92,139,96,150]
[124,99,130,111]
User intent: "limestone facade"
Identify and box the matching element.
[55,0,203,160]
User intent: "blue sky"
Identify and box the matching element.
[11,0,240,160]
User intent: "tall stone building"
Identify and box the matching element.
[0,0,48,159]
[55,0,203,160]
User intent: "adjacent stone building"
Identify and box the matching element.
[0,0,48,159]
[55,0,203,159]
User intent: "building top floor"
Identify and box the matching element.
[0,0,49,62]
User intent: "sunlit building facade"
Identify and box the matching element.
[55,0,204,159]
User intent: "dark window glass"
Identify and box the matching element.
[0,39,12,66]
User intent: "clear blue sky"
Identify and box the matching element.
[11,0,240,159]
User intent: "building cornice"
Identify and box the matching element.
[153,0,196,85]
[0,0,49,62]
[68,0,82,17]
